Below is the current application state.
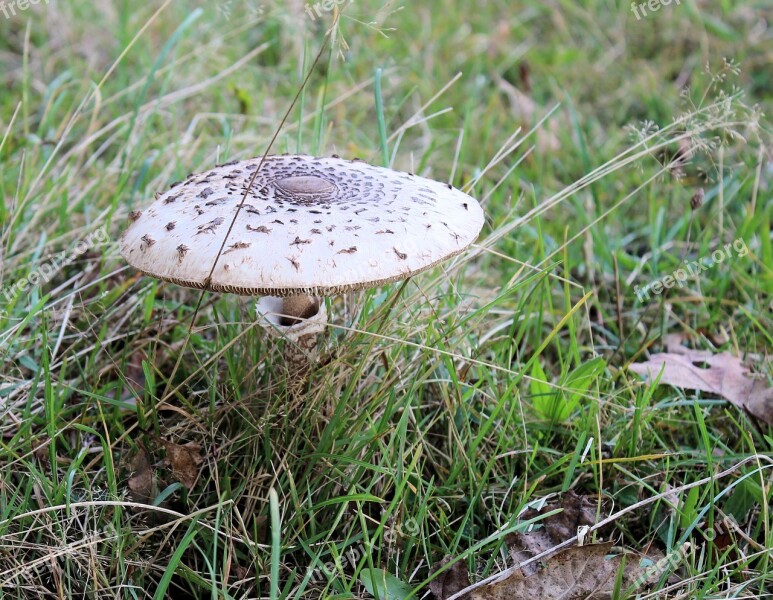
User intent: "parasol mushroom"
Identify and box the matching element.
[120,154,484,382]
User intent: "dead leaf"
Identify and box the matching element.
[433,543,662,600]
[509,491,599,576]
[121,350,146,404]
[232,563,249,581]
[31,438,50,466]
[253,515,269,545]
[629,346,773,425]
[128,446,155,504]
[161,440,203,489]
[430,556,471,600]
[431,492,673,600]
[471,543,652,600]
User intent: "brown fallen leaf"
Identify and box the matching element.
[509,491,599,576]
[494,544,615,600]
[31,438,50,466]
[434,543,661,600]
[430,556,471,600]
[431,491,674,600]
[479,543,658,599]
[128,445,155,504]
[629,346,773,425]
[121,350,147,405]
[161,440,203,489]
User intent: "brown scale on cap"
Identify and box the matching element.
[164,193,183,204]
[196,217,224,234]
[223,242,251,255]
[140,234,155,250]
[119,154,484,297]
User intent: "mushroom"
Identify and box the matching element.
[120,154,484,383]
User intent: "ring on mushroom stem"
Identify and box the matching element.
[255,295,328,386]
[119,154,484,390]
[256,294,326,336]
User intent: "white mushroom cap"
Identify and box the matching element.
[120,154,484,297]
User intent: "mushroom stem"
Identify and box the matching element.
[256,296,327,394]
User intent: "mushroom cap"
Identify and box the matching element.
[120,154,484,297]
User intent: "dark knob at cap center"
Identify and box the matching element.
[275,175,337,195]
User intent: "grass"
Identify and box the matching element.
[0,0,772,598]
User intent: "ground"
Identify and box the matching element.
[0,0,772,598]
